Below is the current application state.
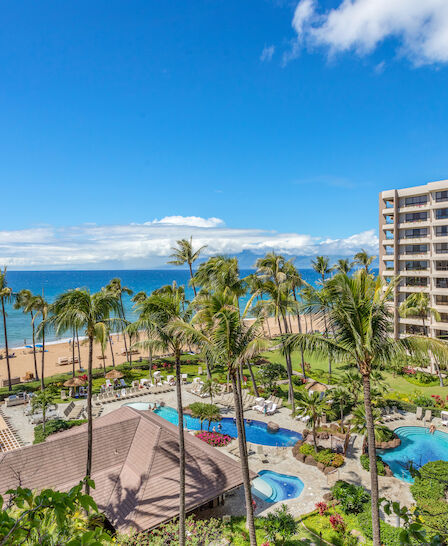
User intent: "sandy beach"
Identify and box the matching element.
[0,315,321,382]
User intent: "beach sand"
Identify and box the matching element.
[0,315,322,382]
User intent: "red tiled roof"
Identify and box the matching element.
[0,406,249,532]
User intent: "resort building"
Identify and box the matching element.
[379,179,448,339]
[0,406,249,533]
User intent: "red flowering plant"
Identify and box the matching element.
[403,366,416,375]
[329,514,346,534]
[78,374,87,382]
[195,431,233,447]
[315,502,328,516]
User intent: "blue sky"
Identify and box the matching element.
[1,0,448,268]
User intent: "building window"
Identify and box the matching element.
[436,296,448,305]
[436,243,448,254]
[405,277,427,287]
[436,226,448,237]
[405,261,428,271]
[404,196,427,206]
[404,244,427,254]
[435,208,448,220]
[436,191,448,202]
[402,228,427,239]
[436,261,448,271]
[436,278,448,289]
[404,212,428,222]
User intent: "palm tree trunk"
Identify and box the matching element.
[281,313,295,413]
[148,343,153,383]
[120,297,129,362]
[434,356,444,387]
[109,335,116,368]
[247,361,259,397]
[266,317,271,338]
[31,312,39,381]
[1,298,11,391]
[231,372,257,546]
[72,329,76,377]
[175,350,186,546]
[294,304,307,380]
[76,330,82,370]
[42,403,46,435]
[102,346,106,376]
[40,325,45,391]
[85,335,94,496]
[189,263,197,297]
[362,373,381,546]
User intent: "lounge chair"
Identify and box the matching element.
[415,407,423,420]
[392,406,404,419]
[57,356,69,366]
[266,402,277,415]
[181,373,188,384]
[423,409,432,425]
[441,411,448,427]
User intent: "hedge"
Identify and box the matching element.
[357,506,403,546]
[360,453,386,476]
[34,419,87,444]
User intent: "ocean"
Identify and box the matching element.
[0,268,376,348]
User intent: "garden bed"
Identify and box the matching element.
[292,440,345,474]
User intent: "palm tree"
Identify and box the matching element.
[335,258,353,275]
[168,237,207,296]
[133,286,192,546]
[33,295,49,391]
[295,391,328,450]
[330,387,349,426]
[399,292,440,336]
[311,256,332,285]
[31,388,55,435]
[173,297,268,546]
[354,249,376,275]
[14,289,40,381]
[49,289,120,495]
[0,268,13,391]
[286,271,430,546]
[200,378,221,403]
[105,278,132,362]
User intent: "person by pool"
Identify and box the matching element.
[212,426,216,433]
[430,424,436,434]
[218,423,222,431]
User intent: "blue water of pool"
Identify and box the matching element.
[251,470,304,503]
[379,426,448,482]
[124,403,302,446]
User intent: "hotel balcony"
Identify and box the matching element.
[400,285,430,293]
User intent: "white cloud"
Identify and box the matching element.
[0,216,378,268]
[289,0,448,65]
[260,45,275,62]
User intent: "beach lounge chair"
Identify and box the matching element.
[423,409,432,425]
[266,402,277,415]
[120,379,127,388]
[57,356,69,366]
[416,407,423,420]
[105,379,112,389]
[442,411,448,427]
[392,406,404,419]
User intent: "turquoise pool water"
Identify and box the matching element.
[379,426,448,482]
[124,403,302,446]
[251,470,304,503]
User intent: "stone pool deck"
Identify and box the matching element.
[3,388,432,522]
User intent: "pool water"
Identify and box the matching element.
[379,426,448,482]
[251,470,304,503]
[124,403,302,446]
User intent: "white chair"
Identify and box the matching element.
[181,373,188,384]
[105,379,112,389]
[120,379,127,388]
[266,402,277,415]
[442,411,448,427]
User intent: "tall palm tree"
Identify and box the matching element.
[14,289,40,381]
[174,296,268,546]
[133,286,192,546]
[354,249,376,275]
[335,258,353,275]
[168,237,207,296]
[399,292,440,335]
[311,256,332,285]
[295,391,328,451]
[33,295,49,390]
[285,271,437,546]
[49,289,120,495]
[105,278,133,362]
[0,268,12,391]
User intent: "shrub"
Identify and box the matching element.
[299,443,316,456]
[357,506,402,546]
[374,426,395,443]
[328,513,345,534]
[331,481,369,515]
[360,453,386,476]
[194,431,232,447]
[299,444,345,468]
[262,504,297,545]
[33,419,87,444]
[315,502,328,516]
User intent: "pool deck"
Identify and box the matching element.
[2,387,431,522]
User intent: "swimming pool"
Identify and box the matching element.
[379,426,448,482]
[251,470,304,503]
[124,403,302,446]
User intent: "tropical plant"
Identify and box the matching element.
[0,268,13,391]
[105,278,132,362]
[31,387,56,434]
[14,289,40,381]
[0,479,111,545]
[189,402,221,430]
[48,289,120,495]
[285,271,440,545]
[132,285,192,546]
[295,391,328,450]
[256,363,287,393]
[335,258,353,275]
[173,294,268,546]
[199,378,221,403]
[400,292,440,335]
[262,504,297,545]
[331,480,369,515]
[33,295,49,390]
[354,249,376,275]
[168,237,207,296]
